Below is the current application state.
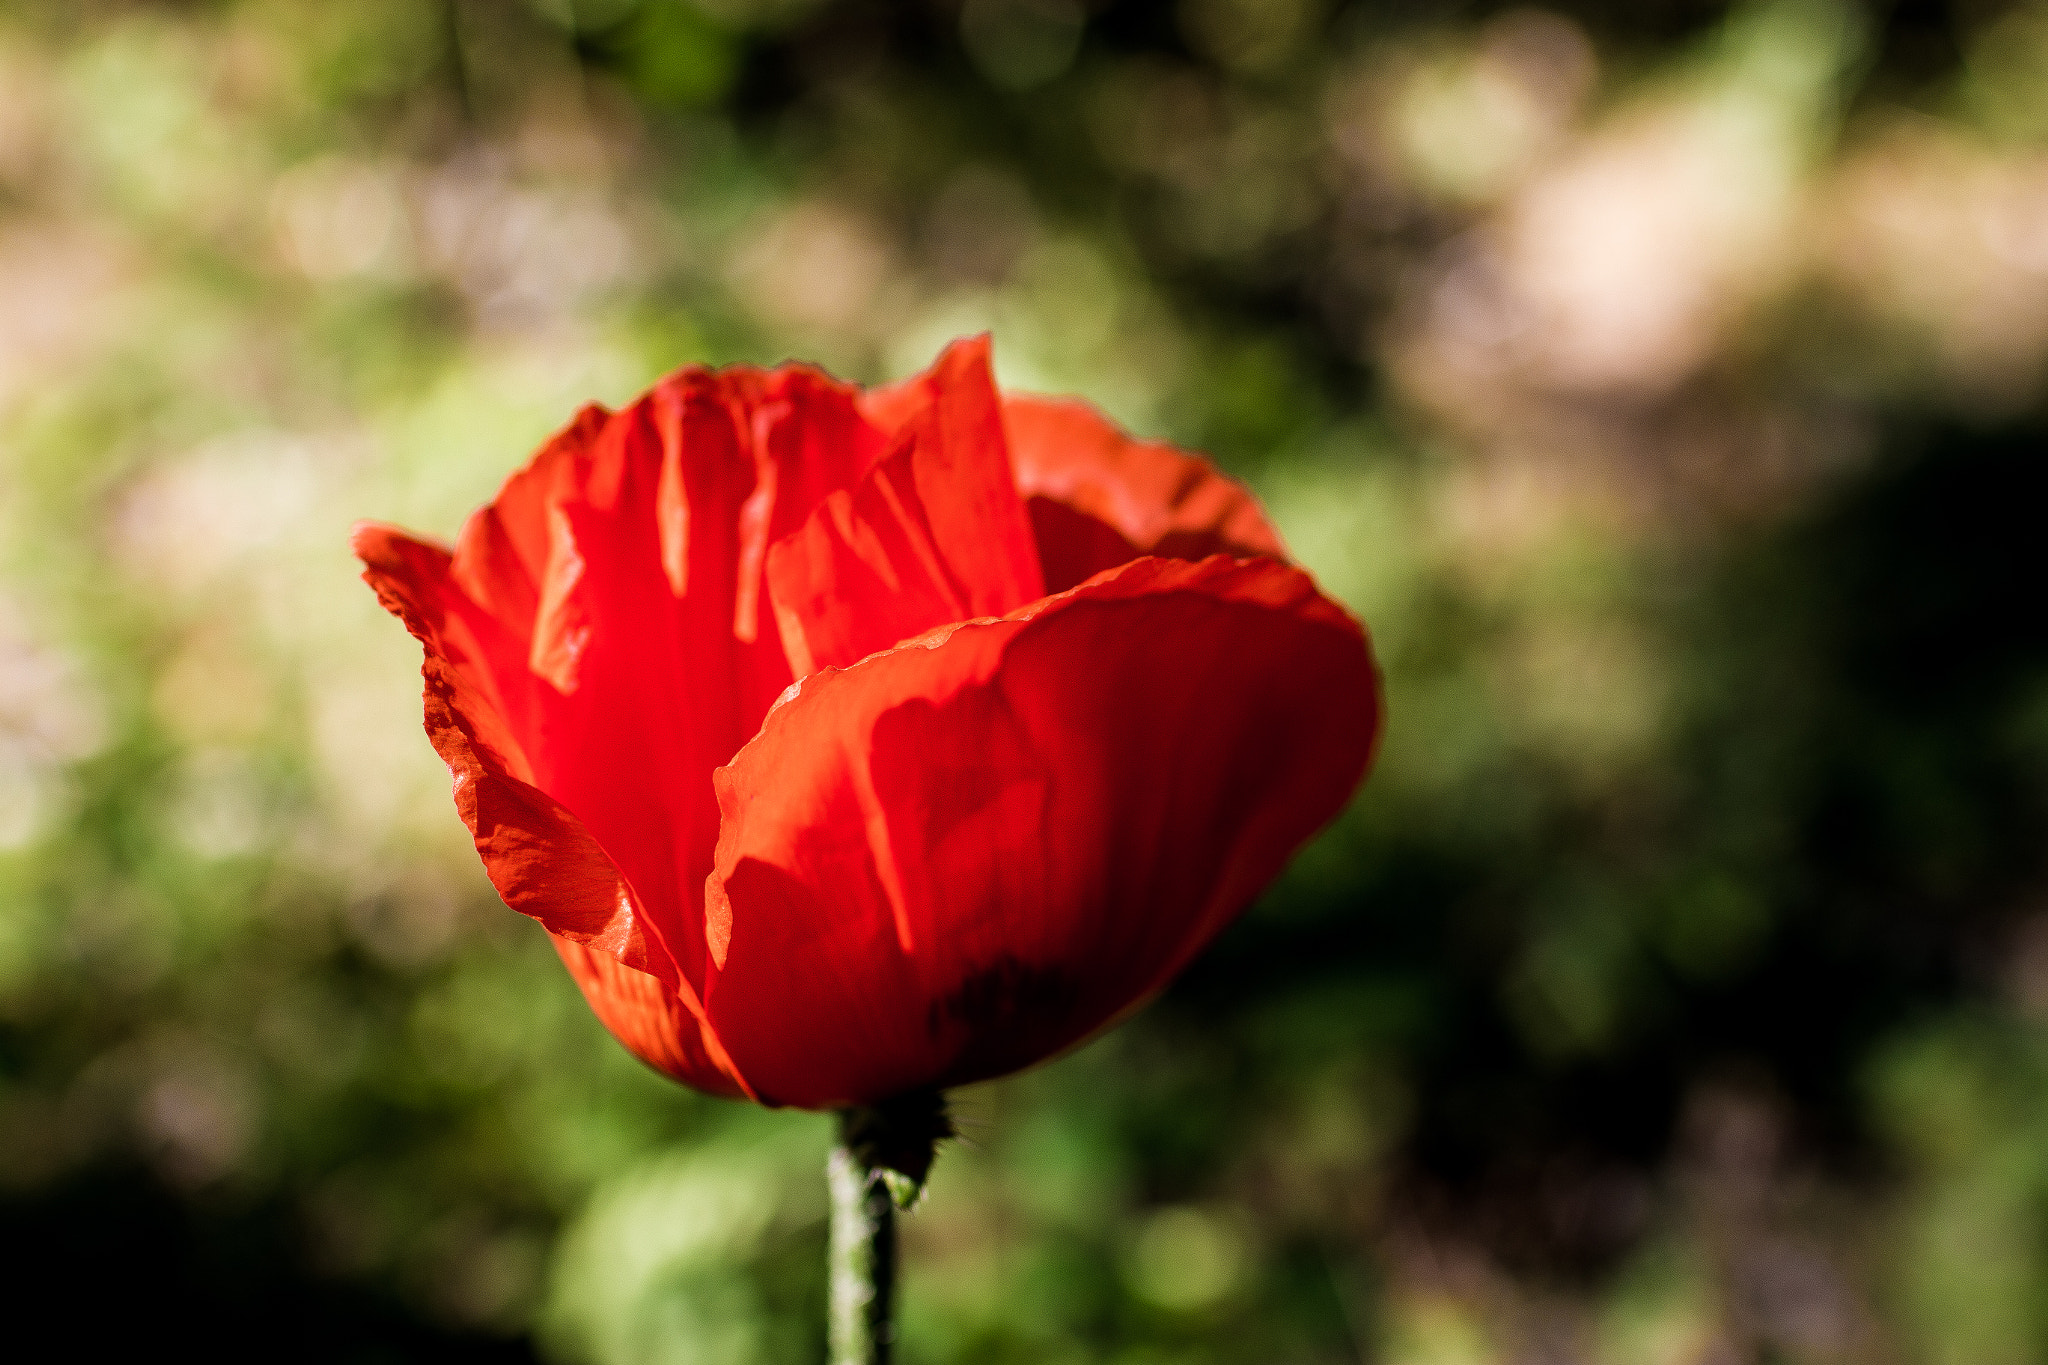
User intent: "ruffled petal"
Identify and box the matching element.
[413,366,886,995]
[353,523,747,1097]
[355,523,621,945]
[765,337,1045,676]
[877,339,1042,623]
[1001,394,1288,591]
[700,555,1381,1108]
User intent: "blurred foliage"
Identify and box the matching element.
[3,0,2047,1361]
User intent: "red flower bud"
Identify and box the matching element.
[354,336,1382,1109]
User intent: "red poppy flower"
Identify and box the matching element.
[353,337,1381,1110]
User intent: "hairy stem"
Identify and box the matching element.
[828,1140,897,1365]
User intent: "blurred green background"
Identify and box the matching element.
[3,0,2046,1360]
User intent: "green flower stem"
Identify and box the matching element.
[828,1139,897,1365]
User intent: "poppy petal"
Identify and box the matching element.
[410,367,886,994]
[871,334,1045,615]
[355,521,652,968]
[700,555,1381,1108]
[767,335,1046,676]
[1002,394,1288,591]
[763,439,970,678]
[355,521,749,1096]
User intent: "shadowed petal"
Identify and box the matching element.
[700,555,1381,1108]
[1002,394,1288,591]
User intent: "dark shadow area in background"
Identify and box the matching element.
[0,1165,537,1362]
[1176,411,2048,1276]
